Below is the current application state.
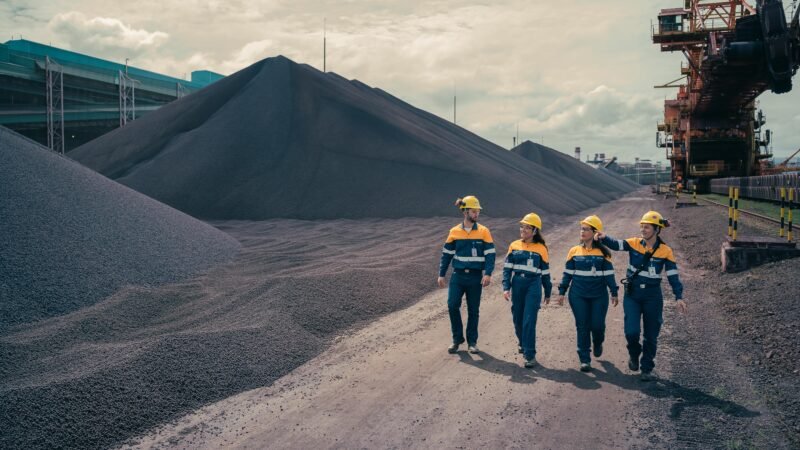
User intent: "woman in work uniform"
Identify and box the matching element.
[438,195,496,354]
[502,213,552,368]
[557,215,619,372]
[595,211,688,381]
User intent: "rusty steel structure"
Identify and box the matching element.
[653,0,800,190]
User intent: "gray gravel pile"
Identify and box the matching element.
[70,56,637,220]
[1,218,517,449]
[666,200,800,446]
[0,126,240,330]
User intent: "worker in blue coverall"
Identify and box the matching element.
[595,210,688,381]
[501,213,552,368]
[438,195,496,354]
[556,215,619,372]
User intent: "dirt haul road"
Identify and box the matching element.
[124,194,758,449]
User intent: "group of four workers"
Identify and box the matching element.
[437,195,688,381]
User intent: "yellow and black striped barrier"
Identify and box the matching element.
[789,189,794,242]
[728,186,733,237]
[734,188,740,240]
[780,188,786,237]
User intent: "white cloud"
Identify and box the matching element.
[48,12,168,56]
[219,39,280,74]
[2,0,796,162]
[528,86,658,132]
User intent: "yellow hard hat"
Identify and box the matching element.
[580,215,603,232]
[640,210,667,228]
[520,212,542,230]
[456,195,482,210]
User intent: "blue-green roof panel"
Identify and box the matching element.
[3,39,223,89]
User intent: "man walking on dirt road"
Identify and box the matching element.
[438,195,496,354]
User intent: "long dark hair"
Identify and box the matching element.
[584,226,611,259]
[532,227,547,248]
[595,240,612,259]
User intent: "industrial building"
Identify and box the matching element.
[0,39,223,152]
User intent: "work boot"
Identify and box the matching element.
[580,363,592,372]
[593,343,603,358]
[524,357,537,368]
[640,371,655,382]
[447,343,459,354]
[468,345,480,354]
[628,357,640,372]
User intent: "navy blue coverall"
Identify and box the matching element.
[439,222,496,346]
[601,236,684,373]
[558,245,618,364]
[502,240,552,361]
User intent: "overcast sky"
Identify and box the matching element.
[3,0,798,162]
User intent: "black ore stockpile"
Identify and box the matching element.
[511,140,640,191]
[70,56,637,220]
